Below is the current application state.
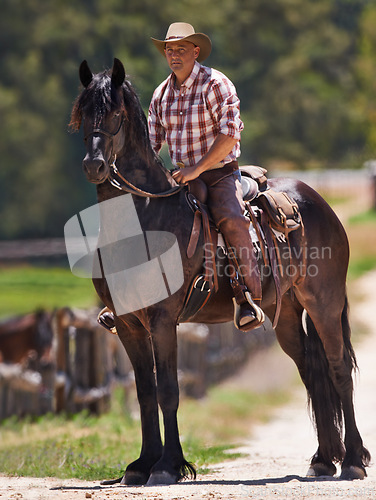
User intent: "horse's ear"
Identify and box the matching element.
[112,58,125,88]
[79,60,93,88]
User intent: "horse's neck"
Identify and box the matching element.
[95,176,186,253]
[96,157,187,240]
[124,154,173,192]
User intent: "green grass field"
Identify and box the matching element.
[346,209,376,279]
[0,265,97,319]
[0,386,288,479]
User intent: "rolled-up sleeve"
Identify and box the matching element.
[206,78,244,141]
[148,89,165,155]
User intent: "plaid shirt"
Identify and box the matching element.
[148,61,244,168]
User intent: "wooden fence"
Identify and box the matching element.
[0,308,275,419]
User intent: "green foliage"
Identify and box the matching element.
[0,0,375,239]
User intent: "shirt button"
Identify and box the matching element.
[180,112,183,115]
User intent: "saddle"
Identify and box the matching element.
[179,165,305,327]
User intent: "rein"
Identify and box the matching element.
[109,158,184,198]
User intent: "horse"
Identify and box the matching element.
[0,310,53,364]
[69,58,370,486]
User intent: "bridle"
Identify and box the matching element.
[84,113,184,199]
[84,114,125,166]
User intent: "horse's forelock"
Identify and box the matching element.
[70,70,126,130]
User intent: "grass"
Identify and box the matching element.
[0,265,97,319]
[347,208,376,225]
[345,209,376,280]
[0,386,288,479]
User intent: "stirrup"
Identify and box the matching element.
[97,308,117,335]
[233,292,265,332]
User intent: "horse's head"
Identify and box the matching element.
[70,58,127,184]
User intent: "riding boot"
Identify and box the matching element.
[97,306,117,334]
[219,216,265,332]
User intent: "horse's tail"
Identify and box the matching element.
[303,296,358,465]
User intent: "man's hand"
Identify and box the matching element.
[171,134,239,184]
[172,165,202,184]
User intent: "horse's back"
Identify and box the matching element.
[268,176,348,243]
[269,176,349,306]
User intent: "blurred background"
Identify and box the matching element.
[1,0,376,314]
[1,0,376,480]
[1,0,376,241]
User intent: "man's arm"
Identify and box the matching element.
[172,133,238,184]
[148,88,166,155]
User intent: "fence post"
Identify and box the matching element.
[365,160,376,210]
[53,308,71,413]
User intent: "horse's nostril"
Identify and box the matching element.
[97,161,105,174]
[83,157,107,179]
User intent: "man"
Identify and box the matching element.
[148,22,265,331]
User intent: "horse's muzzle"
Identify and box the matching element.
[82,156,109,184]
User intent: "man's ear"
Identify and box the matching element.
[194,46,200,60]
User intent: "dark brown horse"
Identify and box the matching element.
[0,311,53,364]
[69,58,370,485]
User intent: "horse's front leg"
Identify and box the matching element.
[146,316,196,486]
[115,318,163,485]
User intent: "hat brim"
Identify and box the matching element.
[151,33,212,62]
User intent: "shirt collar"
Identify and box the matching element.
[169,61,201,91]
[182,61,201,90]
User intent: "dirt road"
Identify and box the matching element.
[1,271,375,499]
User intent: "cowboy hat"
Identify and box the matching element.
[151,22,212,62]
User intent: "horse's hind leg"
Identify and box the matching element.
[269,294,306,381]
[270,293,340,477]
[270,295,337,470]
[296,288,370,480]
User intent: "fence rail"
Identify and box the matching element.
[0,308,275,419]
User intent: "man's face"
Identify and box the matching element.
[164,40,200,75]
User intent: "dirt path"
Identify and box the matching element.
[1,271,376,499]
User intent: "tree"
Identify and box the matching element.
[0,0,373,239]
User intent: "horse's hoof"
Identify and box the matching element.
[340,466,366,480]
[121,471,149,486]
[146,471,178,486]
[306,462,336,477]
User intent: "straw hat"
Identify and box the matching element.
[151,22,212,62]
